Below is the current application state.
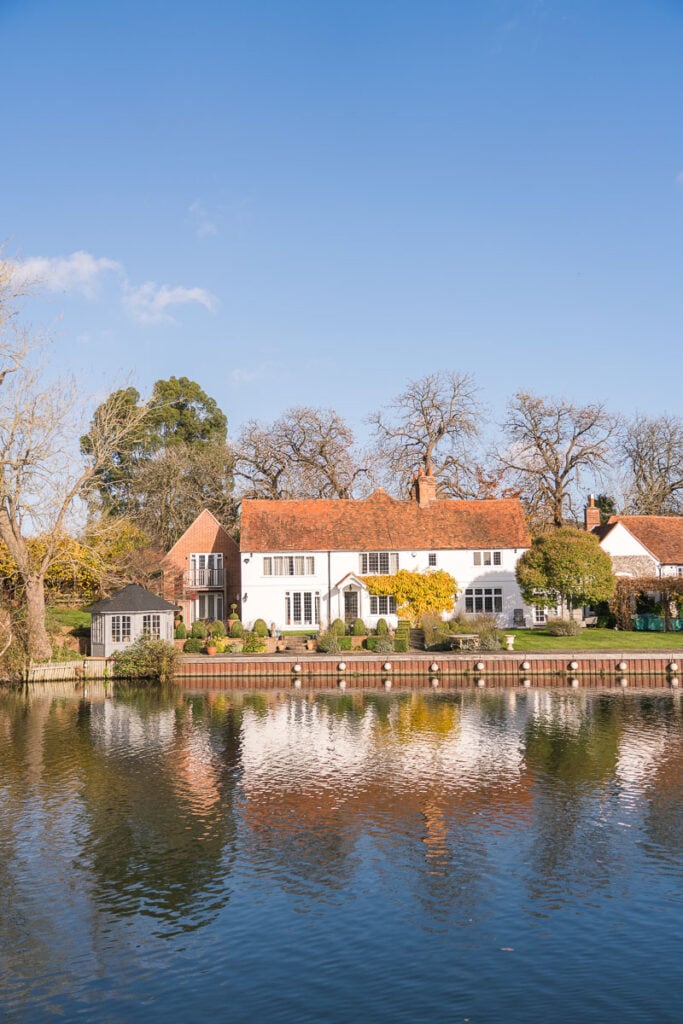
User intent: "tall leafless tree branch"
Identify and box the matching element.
[497,392,618,529]
[368,371,482,496]
[621,413,683,514]
[235,407,369,500]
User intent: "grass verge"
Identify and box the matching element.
[508,628,683,651]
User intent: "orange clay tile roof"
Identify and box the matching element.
[240,490,531,552]
[606,515,683,565]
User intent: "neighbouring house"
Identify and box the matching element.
[588,498,683,578]
[88,584,177,658]
[161,509,241,628]
[238,470,533,632]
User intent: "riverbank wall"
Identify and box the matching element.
[176,651,683,689]
[13,651,683,688]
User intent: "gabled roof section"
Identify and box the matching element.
[162,508,235,563]
[604,515,683,565]
[87,584,178,614]
[334,572,368,590]
[240,490,531,553]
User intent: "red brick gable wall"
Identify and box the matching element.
[162,509,240,607]
[240,491,531,552]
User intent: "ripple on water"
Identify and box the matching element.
[0,689,681,1023]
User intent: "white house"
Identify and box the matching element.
[239,471,534,632]
[591,509,683,578]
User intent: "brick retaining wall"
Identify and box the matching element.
[177,651,683,689]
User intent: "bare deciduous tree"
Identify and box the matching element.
[235,407,368,500]
[368,371,481,496]
[0,262,151,660]
[497,392,618,529]
[621,413,683,515]
[131,441,236,547]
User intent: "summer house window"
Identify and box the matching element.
[428,553,437,567]
[111,615,132,643]
[473,551,502,566]
[92,617,104,645]
[464,588,503,613]
[142,614,161,639]
[263,556,315,576]
[533,605,547,624]
[369,595,396,615]
[359,552,399,575]
[284,591,320,626]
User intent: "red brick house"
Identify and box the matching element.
[161,509,241,627]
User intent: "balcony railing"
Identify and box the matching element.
[183,568,225,589]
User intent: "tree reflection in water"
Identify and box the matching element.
[0,685,682,1024]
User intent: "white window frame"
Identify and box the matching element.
[359,552,399,575]
[369,595,396,615]
[142,614,161,639]
[92,616,104,645]
[473,550,502,567]
[263,555,315,576]
[111,615,132,643]
[464,588,503,613]
[193,593,224,622]
[284,591,320,626]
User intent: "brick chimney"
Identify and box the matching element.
[584,494,601,532]
[412,466,438,508]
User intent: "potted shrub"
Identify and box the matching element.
[205,627,217,656]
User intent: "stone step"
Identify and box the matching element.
[281,635,311,651]
[409,628,426,650]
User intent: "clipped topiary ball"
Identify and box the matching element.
[253,618,269,637]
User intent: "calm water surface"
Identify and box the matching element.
[0,685,681,1023]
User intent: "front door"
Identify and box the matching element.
[344,589,358,621]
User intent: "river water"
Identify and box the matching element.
[0,685,681,1023]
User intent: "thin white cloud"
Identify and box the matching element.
[676,171,683,186]
[10,250,123,297]
[11,250,218,326]
[230,367,260,384]
[123,282,218,324]
[189,199,218,238]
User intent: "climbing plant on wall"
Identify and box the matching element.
[363,569,458,624]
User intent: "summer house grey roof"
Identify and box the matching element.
[87,584,178,615]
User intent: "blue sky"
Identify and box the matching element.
[2,0,683,443]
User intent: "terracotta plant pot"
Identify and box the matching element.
[206,645,217,656]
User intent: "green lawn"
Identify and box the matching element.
[47,607,91,631]
[508,628,683,651]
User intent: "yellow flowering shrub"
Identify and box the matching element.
[363,569,458,625]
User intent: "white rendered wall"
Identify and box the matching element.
[240,547,532,631]
[598,523,652,559]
